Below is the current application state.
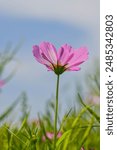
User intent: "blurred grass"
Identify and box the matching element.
[0,100,100,150]
[0,104,99,150]
[0,89,100,150]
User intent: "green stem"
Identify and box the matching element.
[54,75,60,149]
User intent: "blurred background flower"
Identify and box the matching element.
[0,80,5,88]
[42,132,62,141]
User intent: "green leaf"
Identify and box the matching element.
[77,117,94,150]
[78,93,100,123]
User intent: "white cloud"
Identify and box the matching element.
[0,0,99,27]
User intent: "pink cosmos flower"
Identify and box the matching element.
[0,80,5,88]
[42,132,62,141]
[33,42,88,75]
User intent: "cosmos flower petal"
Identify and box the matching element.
[45,64,54,71]
[39,42,57,64]
[33,45,52,66]
[58,44,73,65]
[63,53,74,65]
[66,66,81,71]
[67,47,88,68]
[33,45,43,64]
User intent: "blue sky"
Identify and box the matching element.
[0,0,99,120]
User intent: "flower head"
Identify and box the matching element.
[33,42,88,75]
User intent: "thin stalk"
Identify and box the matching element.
[54,75,60,149]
